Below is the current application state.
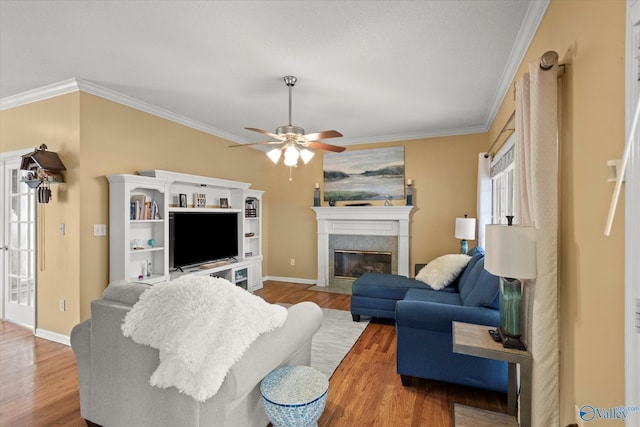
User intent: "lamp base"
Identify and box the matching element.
[495,326,527,350]
[460,240,468,254]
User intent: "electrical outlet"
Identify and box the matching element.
[59,299,66,312]
[290,258,295,266]
[93,224,107,236]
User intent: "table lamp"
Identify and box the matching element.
[485,220,537,350]
[454,215,476,254]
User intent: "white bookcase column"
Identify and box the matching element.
[107,174,170,284]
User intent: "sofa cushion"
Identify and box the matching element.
[459,258,484,301]
[467,246,485,257]
[457,252,484,294]
[460,267,500,308]
[352,273,429,300]
[102,281,152,306]
[404,287,463,306]
[415,254,471,290]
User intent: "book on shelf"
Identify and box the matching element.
[130,194,146,220]
[150,200,159,220]
[130,194,159,220]
[144,202,151,220]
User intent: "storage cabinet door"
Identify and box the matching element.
[248,261,262,292]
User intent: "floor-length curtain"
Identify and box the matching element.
[477,153,492,247]
[514,59,560,427]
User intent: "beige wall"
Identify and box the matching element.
[265,134,487,280]
[1,90,486,333]
[0,93,82,334]
[488,0,626,424]
[77,93,271,321]
[0,92,271,335]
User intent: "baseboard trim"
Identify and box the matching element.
[264,276,317,286]
[35,328,71,346]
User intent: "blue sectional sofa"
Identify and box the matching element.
[350,248,508,393]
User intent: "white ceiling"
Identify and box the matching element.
[0,1,548,147]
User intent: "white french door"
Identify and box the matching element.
[0,152,37,329]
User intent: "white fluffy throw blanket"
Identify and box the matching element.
[121,275,287,402]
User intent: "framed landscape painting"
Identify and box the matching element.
[323,146,405,202]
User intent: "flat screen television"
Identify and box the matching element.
[169,211,239,269]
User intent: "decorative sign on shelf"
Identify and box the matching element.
[194,193,206,208]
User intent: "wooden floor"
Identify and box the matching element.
[0,280,506,426]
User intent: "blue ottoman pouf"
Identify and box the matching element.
[260,365,328,427]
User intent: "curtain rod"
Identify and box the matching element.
[484,51,562,158]
[484,111,515,158]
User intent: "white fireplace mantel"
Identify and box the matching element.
[312,206,414,286]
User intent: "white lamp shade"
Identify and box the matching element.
[299,149,314,164]
[485,224,537,279]
[266,148,282,164]
[455,217,476,240]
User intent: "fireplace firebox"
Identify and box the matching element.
[334,249,392,279]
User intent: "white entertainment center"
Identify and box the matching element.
[107,170,264,292]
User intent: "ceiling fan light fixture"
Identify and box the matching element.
[267,148,282,164]
[300,149,314,164]
[239,75,344,179]
[283,154,298,167]
[284,144,300,161]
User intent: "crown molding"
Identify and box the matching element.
[0,78,245,144]
[0,78,80,111]
[482,0,551,129]
[336,124,488,147]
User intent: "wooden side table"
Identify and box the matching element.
[452,321,532,427]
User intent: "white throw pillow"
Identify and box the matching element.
[415,254,471,290]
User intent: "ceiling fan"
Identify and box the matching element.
[231,76,345,167]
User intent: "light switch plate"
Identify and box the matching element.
[93,224,107,236]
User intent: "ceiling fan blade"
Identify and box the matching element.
[303,130,343,140]
[228,141,282,148]
[307,141,346,153]
[245,127,282,140]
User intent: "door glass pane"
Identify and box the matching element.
[10,196,18,221]
[9,277,18,303]
[10,169,18,193]
[8,249,18,275]
[19,250,28,276]
[19,224,28,249]
[18,278,34,307]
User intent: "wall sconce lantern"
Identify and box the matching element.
[20,144,66,203]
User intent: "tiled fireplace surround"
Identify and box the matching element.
[312,206,414,287]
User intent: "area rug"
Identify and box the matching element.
[312,307,368,378]
[280,304,368,379]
